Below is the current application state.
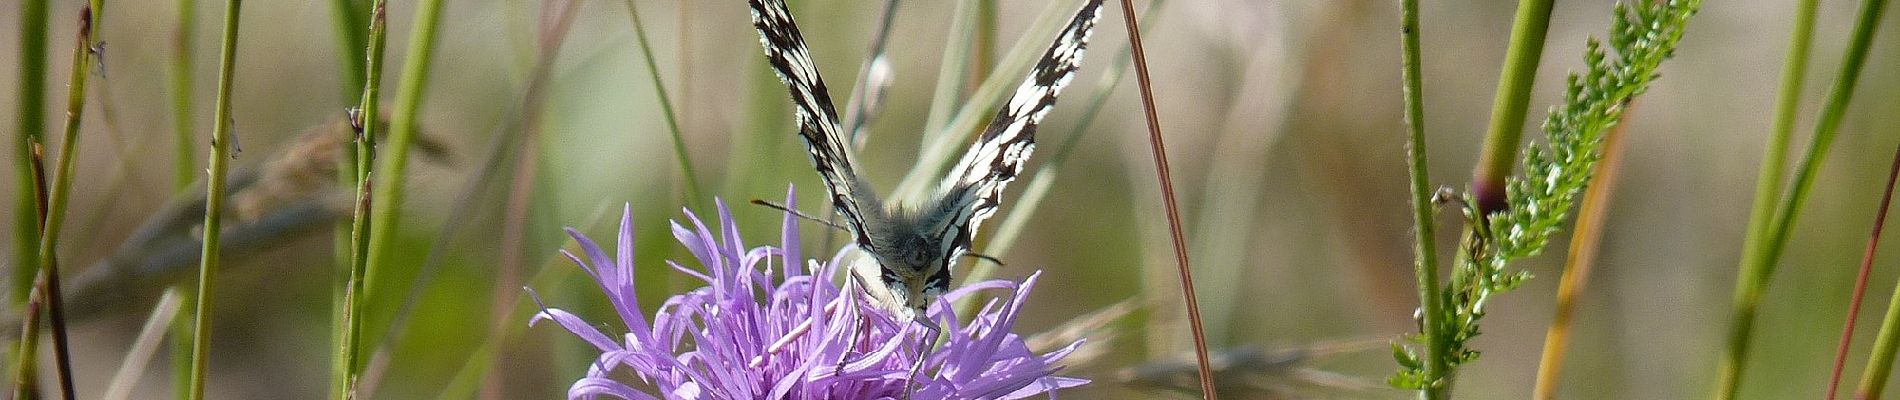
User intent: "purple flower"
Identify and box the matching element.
[531,189,1088,399]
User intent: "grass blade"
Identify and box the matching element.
[102,289,185,400]
[622,0,704,208]
[12,0,50,309]
[171,0,197,192]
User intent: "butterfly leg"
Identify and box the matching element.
[902,314,940,400]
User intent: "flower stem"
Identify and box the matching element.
[1116,0,1215,397]
[332,1,388,398]
[1720,0,1887,396]
[189,0,246,395]
[1397,0,1448,398]
[1470,0,1554,215]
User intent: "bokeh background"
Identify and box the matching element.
[4,0,1900,398]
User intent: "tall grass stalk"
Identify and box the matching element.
[332,1,389,398]
[11,6,101,398]
[915,0,980,154]
[1712,0,1817,394]
[621,0,704,208]
[327,0,367,101]
[1115,0,1216,397]
[12,0,50,308]
[1828,144,1900,400]
[1532,109,1633,399]
[1395,0,1448,397]
[361,0,446,313]
[189,0,247,395]
[171,0,197,191]
[1469,0,1554,213]
[1720,0,1888,396]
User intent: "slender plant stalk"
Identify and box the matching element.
[484,1,585,395]
[332,2,389,399]
[1395,0,1449,398]
[1722,0,1889,396]
[1828,144,1900,400]
[841,0,900,144]
[13,0,50,308]
[1116,0,1215,397]
[1713,0,1817,394]
[189,0,246,395]
[916,0,980,154]
[12,5,103,398]
[172,0,197,191]
[103,289,184,400]
[971,0,996,92]
[361,0,446,314]
[10,152,49,400]
[1532,108,1633,400]
[1470,0,1556,214]
[621,0,704,208]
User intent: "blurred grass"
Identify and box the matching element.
[0,0,1899,398]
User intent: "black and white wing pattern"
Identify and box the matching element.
[936,0,1105,253]
[747,0,879,248]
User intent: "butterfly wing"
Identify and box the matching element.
[748,0,878,246]
[936,0,1106,255]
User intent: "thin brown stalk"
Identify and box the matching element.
[483,1,584,397]
[1531,105,1633,399]
[1824,142,1900,400]
[1116,0,1214,397]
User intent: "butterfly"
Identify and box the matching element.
[746,0,1104,392]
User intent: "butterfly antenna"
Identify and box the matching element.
[961,252,1005,266]
[750,199,849,232]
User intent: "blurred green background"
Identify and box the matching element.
[4,0,1900,398]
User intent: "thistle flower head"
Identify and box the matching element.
[531,189,1088,399]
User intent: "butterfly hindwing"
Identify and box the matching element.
[748,0,877,247]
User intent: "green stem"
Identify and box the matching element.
[1712,0,1819,397]
[1470,0,1555,214]
[327,0,367,101]
[333,2,388,399]
[361,0,445,341]
[1398,0,1448,398]
[13,5,99,397]
[171,0,196,192]
[622,0,703,208]
[1835,1,1897,398]
[1724,0,1889,396]
[13,0,50,308]
[189,0,245,396]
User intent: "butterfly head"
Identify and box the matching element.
[854,229,955,317]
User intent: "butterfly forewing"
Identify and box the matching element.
[936,0,1105,260]
[747,0,878,248]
